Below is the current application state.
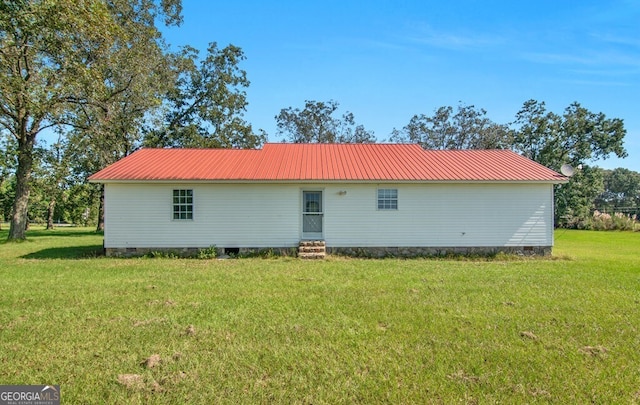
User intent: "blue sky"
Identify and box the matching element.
[162,0,640,171]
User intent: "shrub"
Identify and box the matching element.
[588,211,637,231]
[144,251,180,259]
[197,245,218,260]
[238,248,279,259]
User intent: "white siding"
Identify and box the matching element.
[104,183,301,248]
[324,183,553,247]
[104,182,554,248]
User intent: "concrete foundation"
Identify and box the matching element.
[105,245,551,258]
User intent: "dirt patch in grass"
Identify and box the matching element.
[141,354,162,369]
[520,331,538,340]
[579,345,608,356]
[117,374,145,390]
[530,388,551,398]
[448,369,481,384]
[117,373,165,393]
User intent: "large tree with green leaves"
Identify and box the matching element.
[554,165,605,227]
[63,1,179,231]
[29,134,70,229]
[144,42,265,149]
[275,100,376,143]
[596,168,640,216]
[511,100,626,168]
[511,100,627,226]
[390,104,511,149]
[0,0,182,240]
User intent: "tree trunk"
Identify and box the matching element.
[96,184,105,232]
[8,136,35,240]
[46,198,56,230]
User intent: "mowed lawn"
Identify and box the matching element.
[1,228,639,404]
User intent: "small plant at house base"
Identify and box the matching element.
[144,251,179,259]
[237,248,281,259]
[197,245,218,259]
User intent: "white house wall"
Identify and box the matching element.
[324,183,553,247]
[104,183,301,249]
[104,182,554,249]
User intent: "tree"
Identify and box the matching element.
[555,165,604,226]
[275,100,376,143]
[390,104,511,149]
[64,5,179,231]
[511,100,627,226]
[0,0,182,240]
[0,178,13,229]
[512,100,626,168]
[31,135,70,229]
[64,183,98,226]
[0,0,109,239]
[0,131,16,229]
[595,168,640,216]
[144,42,265,149]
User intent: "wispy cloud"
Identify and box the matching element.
[556,78,632,87]
[357,39,413,52]
[402,24,507,51]
[522,49,640,69]
[568,67,640,77]
[521,52,596,66]
[592,33,640,48]
[519,25,640,72]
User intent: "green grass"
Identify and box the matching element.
[1,227,639,404]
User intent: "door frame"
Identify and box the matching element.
[301,189,324,240]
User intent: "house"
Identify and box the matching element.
[88,143,567,257]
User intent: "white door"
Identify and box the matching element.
[302,190,323,239]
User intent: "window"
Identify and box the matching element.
[377,188,398,210]
[304,191,322,213]
[173,189,193,220]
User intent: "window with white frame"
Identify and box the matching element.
[377,188,398,210]
[173,189,193,220]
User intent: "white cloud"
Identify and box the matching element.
[402,24,507,51]
[521,49,640,69]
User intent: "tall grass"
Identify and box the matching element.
[1,228,639,403]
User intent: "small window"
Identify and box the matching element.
[173,189,193,220]
[377,188,398,210]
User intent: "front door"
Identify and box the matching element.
[302,190,323,239]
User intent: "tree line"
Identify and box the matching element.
[0,1,636,240]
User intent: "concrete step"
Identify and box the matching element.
[298,246,326,253]
[298,252,326,259]
[298,240,326,259]
[299,241,326,247]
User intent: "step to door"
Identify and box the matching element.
[298,240,326,259]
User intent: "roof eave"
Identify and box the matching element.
[89,178,568,184]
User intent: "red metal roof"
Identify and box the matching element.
[88,143,567,183]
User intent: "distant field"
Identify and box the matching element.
[1,228,639,404]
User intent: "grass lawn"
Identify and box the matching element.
[1,228,639,404]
